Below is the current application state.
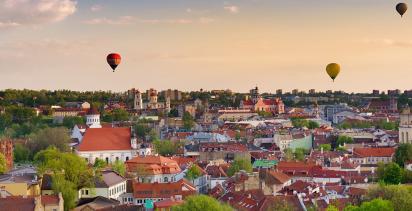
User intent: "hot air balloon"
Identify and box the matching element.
[326,63,340,82]
[106,53,121,72]
[396,3,408,17]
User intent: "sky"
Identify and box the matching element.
[1,0,412,93]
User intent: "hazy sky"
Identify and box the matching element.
[1,0,412,93]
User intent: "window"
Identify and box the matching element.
[85,190,89,195]
[116,157,119,161]
[81,190,84,194]
[105,157,109,163]
[164,177,168,182]
[126,157,129,161]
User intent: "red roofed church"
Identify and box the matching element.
[240,86,285,114]
[77,127,139,164]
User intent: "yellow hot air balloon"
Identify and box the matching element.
[326,63,340,82]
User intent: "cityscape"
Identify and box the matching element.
[1,1,412,211]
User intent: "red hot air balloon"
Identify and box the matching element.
[106,53,121,72]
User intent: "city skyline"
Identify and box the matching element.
[1,0,412,92]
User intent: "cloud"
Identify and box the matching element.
[0,0,77,27]
[84,16,214,25]
[90,4,102,12]
[224,5,239,14]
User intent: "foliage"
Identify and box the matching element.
[134,123,152,140]
[284,148,294,161]
[172,195,233,211]
[326,205,339,211]
[227,158,252,176]
[35,148,94,210]
[103,109,129,122]
[0,113,12,132]
[0,153,7,174]
[6,106,36,124]
[308,120,320,129]
[294,148,307,161]
[168,108,179,117]
[366,185,412,211]
[62,116,84,129]
[27,127,71,159]
[153,140,181,156]
[52,174,78,211]
[377,162,402,184]
[34,147,94,189]
[183,111,195,130]
[394,144,412,167]
[93,158,107,169]
[257,111,273,118]
[185,165,202,180]
[344,198,394,211]
[336,135,353,146]
[318,144,332,151]
[291,117,309,128]
[13,143,30,163]
[112,160,126,177]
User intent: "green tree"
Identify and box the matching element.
[318,144,332,151]
[344,198,394,211]
[52,174,78,211]
[0,113,12,132]
[153,140,180,156]
[34,147,94,190]
[28,127,71,158]
[227,158,252,176]
[326,205,339,211]
[291,117,309,128]
[267,199,295,211]
[336,135,353,146]
[294,148,307,161]
[0,153,7,174]
[134,123,151,140]
[395,144,412,167]
[378,162,402,184]
[284,148,294,161]
[112,160,126,177]
[308,121,320,129]
[185,165,202,180]
[93,158,107,169]
[62,116,84,129]
[366,185,412,211]
[183,111,195,130]
[168,108,179,117]
[111,109,129,121]
[13,143,30,163]
[173,195,233,211]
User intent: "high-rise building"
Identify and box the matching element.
[292,89,299,95]
[372,90,380,96]
[160,89,182,101]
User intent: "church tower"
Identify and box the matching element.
[86,107,101,128]
[250,86,260,104]
[165,96,171,113]
[134,90,143,110]
[399,107,412,144]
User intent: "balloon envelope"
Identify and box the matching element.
[107,53,121,71]
[326,63,340,82]
[396,3,408,17]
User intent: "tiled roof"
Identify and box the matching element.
[78,128,131,151]
[41,195,60,206]
[205,165,228,178]
[125,155,181,175]
[132,179,196,198]
[154,198,184,208]
[199,143,248,152]
[0,196,35,210]
[353,147,395,158]
[267,171,291,184]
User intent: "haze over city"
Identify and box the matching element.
[1,0,412,92]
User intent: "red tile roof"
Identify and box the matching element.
[0,196,35,210]
[200,143,248,152]
[353,147,395,158]
[41,195,60,206]
[125,155,181,175]
[78,128,131,151]
[132,179,196,199]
